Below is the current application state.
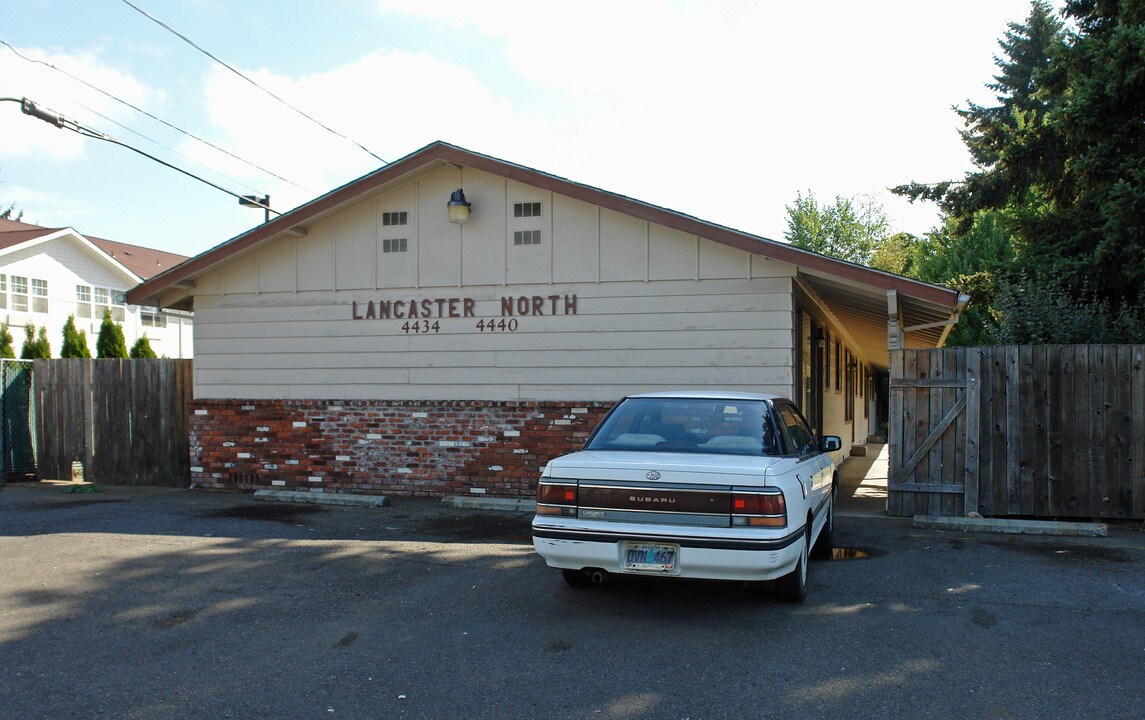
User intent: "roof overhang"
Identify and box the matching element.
[1,226,143,284]
[127,141,966,361]
[796,269,968,372]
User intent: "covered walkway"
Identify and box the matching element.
[836,443,889,518]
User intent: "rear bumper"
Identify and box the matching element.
[531,520,805,582]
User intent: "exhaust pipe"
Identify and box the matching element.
[589,569,610,584]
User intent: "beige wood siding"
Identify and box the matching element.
[190,167,800,401]
[334,204,375,290]
[552,194,600,283]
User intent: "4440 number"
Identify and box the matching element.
[475,318,519,333]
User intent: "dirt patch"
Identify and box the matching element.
[984,539,1134,564]
[201,503,326,524]
[24,498,126,511]
[414,512,533,543]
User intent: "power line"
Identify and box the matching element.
[4,97,278,217]
[2,45,270,199]
[324,0,404,51]
[58,92,268,198]
[120,0,389,165]
[0,40,314,196]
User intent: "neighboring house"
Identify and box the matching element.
[128,141,965,499]
[0,218,192,358]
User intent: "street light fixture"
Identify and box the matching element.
[239,194,271,223]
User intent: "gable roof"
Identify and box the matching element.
[126,141,966,365]
[0,218,188,281]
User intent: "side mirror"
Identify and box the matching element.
[820,436,842,453]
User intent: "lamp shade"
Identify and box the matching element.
[447,188,471,224]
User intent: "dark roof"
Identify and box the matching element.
[0,218,188,280]
[125,141,966,362]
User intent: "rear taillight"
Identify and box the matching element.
[536,481,577,517]
[730,489,787,527]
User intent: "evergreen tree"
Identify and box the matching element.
[129,334,158,359]
[20,323,51,359]
[96,308,128,358]
[60,315,92,358]
[0,324,14,359]
[36,326,52,358]
[894,0,1145,312]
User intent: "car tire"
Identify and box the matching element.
[561,569,593,588]
[775,530,809,603]
[811,489,835,560]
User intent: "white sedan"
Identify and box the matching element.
[531,391,841,601]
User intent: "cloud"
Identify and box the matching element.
[191,48,547,212]
[186,0,1038,238]
[0,182,98,227]
[362,0,1030,238]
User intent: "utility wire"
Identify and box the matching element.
[120,0,388,165]
[2,46,267,198]
[1,40,314,195]
[324,0,404,51]
[59,93,268,198]
[1,46,267,198]
[4,97,278,217]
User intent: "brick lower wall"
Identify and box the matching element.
[189,399,612,498]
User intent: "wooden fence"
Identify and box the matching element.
[34,359,193,487]
[888,345,1144,520]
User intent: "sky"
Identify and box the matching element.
[1,0,1050,258]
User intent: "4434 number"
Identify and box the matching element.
[401,320,440,334]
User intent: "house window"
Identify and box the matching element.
[11,275,28,312]
[93,287,125,322]
[845,350,855,422]
[0,274,6,310]
[94,287,109,317]
[513,202,541,218]
[824,329,831,389]
[31,279,48,313]
[140,308,167,328]
[835,340,842,392]
[76,285,92,319]
[382,211,408,226]
[513,230,541,246]
[382,237,408,253]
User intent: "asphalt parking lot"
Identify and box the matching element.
[2,480,1144,720]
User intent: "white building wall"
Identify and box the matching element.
[0,236,193,358]
[189,166,799,401]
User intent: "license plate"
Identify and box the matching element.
[622,542,678,572]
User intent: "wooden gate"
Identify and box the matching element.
[34,359,193,487]
[889,346,1145,520]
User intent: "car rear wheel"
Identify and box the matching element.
[775,530,809,603]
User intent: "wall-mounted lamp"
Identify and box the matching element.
[447,188,471,224]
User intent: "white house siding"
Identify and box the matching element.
[189,165,798,401]
[1,236,192,357]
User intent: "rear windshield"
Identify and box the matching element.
[586,397,781,456]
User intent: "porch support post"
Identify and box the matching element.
[887,289,904,352]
